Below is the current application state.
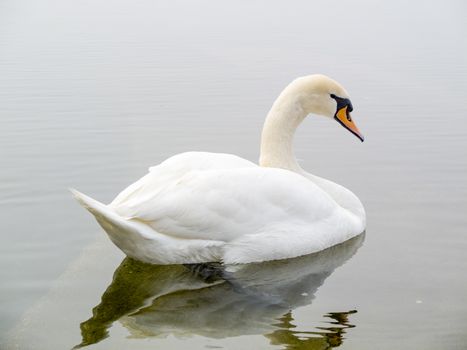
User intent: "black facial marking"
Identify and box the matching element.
[330,94,353,112]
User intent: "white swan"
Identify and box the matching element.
[72,74,366,264]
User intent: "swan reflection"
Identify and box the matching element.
[77,233,364,349]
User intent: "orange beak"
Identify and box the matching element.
[334,106,364,142]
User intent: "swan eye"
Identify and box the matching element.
[331,94,353,116]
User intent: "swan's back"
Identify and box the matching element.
[109,152,343,244]
[110,152,255,208]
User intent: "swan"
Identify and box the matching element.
[71,74,366,264]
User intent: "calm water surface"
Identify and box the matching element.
[1,0,467,349]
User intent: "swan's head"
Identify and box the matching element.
[290,74,364,142]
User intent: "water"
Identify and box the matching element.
[1,0,466,348]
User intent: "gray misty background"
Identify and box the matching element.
[1,0,466,349]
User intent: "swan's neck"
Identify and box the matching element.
[259,91,366,224]
[259,93,306,171]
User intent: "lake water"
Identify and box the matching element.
[1,0,467,349]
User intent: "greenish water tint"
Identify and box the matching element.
[42,234,363,350]
[266,311,357,350]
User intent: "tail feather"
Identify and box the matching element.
[71,188,133,234]
[70,188,129,230]
[70,187,155,237]
[70,188,160,257]
[70,188,224,264]
[70,188,109,217]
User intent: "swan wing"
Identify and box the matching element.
[110,152,256,208]
[111,165,339,243]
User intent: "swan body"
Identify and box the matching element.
[72,74,366,264]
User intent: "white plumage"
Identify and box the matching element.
[72,74,366,264]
